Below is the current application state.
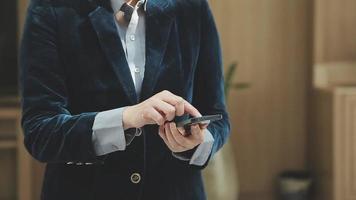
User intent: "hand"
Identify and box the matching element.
[158,122,209,153]
[122,90,201,129]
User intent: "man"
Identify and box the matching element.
[19,0,230,199]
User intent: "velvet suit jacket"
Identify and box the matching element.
[19,0,231,199]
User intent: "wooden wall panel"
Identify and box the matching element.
[309,88,334,200]
[209,0,313,199]
[334,89,356,200]
[310,87,356,200]
[17,0,28,40]
[314,0,356,63]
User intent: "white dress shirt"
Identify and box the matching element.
[91,0,214,166]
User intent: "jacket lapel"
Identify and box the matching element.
[88,0,175,103]
[140,0,175,101]
[89,6,138,104]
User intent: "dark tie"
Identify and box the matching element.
[119,3,134,24]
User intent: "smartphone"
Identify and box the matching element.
[176,114,223,131]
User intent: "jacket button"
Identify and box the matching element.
[130,173,141,184]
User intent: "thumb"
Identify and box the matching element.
[199,123,209,129]
[183,100,202,117]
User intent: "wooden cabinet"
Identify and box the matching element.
[0,0,44,199]
[310,62,356,200]
[0,108,19,200]
[0,105,44,200]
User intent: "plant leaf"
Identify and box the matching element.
[233,83,250,89]
[224,62,238,95]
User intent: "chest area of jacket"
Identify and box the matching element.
[57,13,200,95]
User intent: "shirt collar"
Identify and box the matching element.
[111,0,148,13]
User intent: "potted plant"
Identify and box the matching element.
[203,62,249,200]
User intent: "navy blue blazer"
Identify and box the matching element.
[19,0,230,199]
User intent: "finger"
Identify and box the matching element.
[165,123,185,152]
[158,125,170,146]
[190,124,204,144]
[144,107,165,125]
[199,123,209,130]
[159,125,176,151]
[170,123,195,148]
[157,90,183,106]
[177,126,187,136]
[183,100,201,117]
[175,99,185,116]
[151,99,176,121]
[157,91,199,118]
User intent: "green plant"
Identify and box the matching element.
[224,62,249,99]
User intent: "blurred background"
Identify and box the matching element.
[0,0,355,200]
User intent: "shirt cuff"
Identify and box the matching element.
[172,129,214,166]
[92,107,128,156]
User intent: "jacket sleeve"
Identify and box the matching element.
[19,1,99,163]
[191,0,231,169]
